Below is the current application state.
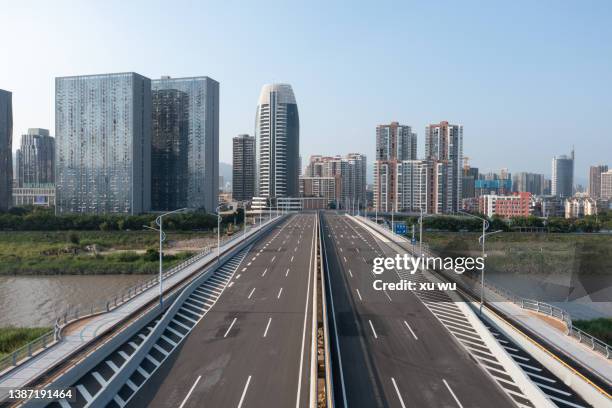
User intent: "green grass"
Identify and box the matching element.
[421,232,612,276]
[572,318,612,344]
[0,231,206,275]
[0,327,51,358]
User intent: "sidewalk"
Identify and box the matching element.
[491,298,612,385]
[0,218,278,395]
[353,215,612,386]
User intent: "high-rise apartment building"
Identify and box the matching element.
[345,153,367,208]
[397,160,428,212]
[0,89,12,211]
[302,153,366,209]
[424,121,463,213]
[588,165,608,199]
[15,128,55,188]
[374,122,417,212]
[462,166,479,199]
[151,89,189,211]
[255,84,299,199]
[512,172,544,195]
[152,76,219,212]
[232,134,256,202]
[299,176,338,205]
[375,122,417,162]
[552,150,574,198]
[601,170,612,200]
[55,73,151,214]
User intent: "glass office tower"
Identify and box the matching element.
[152,76,219,212]
[15,128,55,187]
[255,83,300,199]
[0,89,12,211]
[151,89,189,211]
[55,73,152,214]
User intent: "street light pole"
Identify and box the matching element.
[419,206,424,257]
[391,202,395,234]
[458,210,491,314]
[243,205,247,241]
[479,229,503,313]
[215,205,223,263]
[149,207,187,308]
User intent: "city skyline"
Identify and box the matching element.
[0,1,610,186]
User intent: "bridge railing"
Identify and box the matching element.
[55,221,268,326]
[365,215,612,359]
[0,220,273,374]
[0,326,58,375]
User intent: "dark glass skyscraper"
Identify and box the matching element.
[55,73,152,214]
[151,89,189,211]
[552,150,574,198]
[232,134,256,201]
[152,76,219,212]
[0,89,13,211]
[15,128,55,187]
[255,84,299,198]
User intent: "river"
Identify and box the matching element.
[0,275,153,327]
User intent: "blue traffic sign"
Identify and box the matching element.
[394,222,407,235]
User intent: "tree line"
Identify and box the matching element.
[0,206,245,232]
[395,210,612,233]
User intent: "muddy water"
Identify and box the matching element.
[0,275,152,327]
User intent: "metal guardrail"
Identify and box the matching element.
[367,215,612,360]
[0,221,268,375]
[0,328,58,375]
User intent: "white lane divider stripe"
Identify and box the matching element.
[403,320,418,340]
[178,375,202,408]
[224,318,237,338]
[443,379,464,408]
[368,320,378,339]
[277,287,283,299]
[237,375,252,408]
[263,317,272,338]
[348,269,353,278]
[356,288,363,301]
[391,378,407,408]
[286,268,290,277]
[248,288,255,299]
[261,268,268,277]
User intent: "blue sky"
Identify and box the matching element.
[1,0,610,185]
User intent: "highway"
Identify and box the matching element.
[128,213,317,408]
[321,212,517,408]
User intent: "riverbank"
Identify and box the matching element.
[0,231,214,275]
[0,327,50,358]
[423,231,612,276]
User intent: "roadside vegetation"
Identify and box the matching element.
[419,231,612,276]
[0,230,204,275]
[395,209,612,233]
[572,318,612,344]
[0,327,51,358]
[0,207,245,275]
